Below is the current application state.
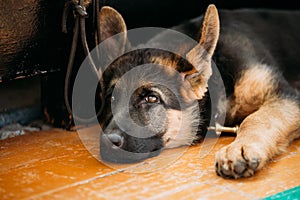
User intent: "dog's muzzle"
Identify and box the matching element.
[100,131,162,164]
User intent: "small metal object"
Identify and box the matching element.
[207,122,239,136]
[75,5,88,17]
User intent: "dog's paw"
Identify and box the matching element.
[215,141,267,179]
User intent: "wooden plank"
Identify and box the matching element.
[0,128,299,199]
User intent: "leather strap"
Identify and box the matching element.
[62,0,105,124]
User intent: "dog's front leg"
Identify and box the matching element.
[215,99,300,179]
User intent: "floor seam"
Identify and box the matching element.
[25,168,126,200]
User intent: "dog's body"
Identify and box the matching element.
[98,5,300,178]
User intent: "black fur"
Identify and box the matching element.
[99,7,300,167]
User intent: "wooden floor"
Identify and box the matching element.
[1,127,300,200]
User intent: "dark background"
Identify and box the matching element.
[1,0,300,81]
[0,0,300,128]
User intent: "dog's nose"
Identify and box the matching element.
[107,132,124,148]
[100,130,162,164]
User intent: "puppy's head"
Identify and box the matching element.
[98,5,219,163]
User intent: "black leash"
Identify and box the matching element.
[62,0,105,124]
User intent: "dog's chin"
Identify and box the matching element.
[100,134,162,164]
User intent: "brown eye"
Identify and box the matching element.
[145,95,159,103]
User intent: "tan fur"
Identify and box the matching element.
[185,5,220,99]
[227,64,278,122]
[198,5,220,55]
[163,106,200,148]
[150,56,182,70]
[216,63,300,178]
[99,6,127,59]
[216,99,300,178]
[100,6,127,42]
[185,45,212,99]
[149,56,204,104]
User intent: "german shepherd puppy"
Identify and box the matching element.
[97,5,300,178]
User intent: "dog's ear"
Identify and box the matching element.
[99,6,129,58]
[184,5,220,99]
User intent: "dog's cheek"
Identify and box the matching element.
[163,110,183,148]
[147,106,168,135]
[163,107,199,148]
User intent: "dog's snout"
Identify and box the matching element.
[107,132,124,148]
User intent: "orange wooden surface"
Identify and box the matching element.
[1,128,300,199]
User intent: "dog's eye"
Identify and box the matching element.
[145,95,159,103]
